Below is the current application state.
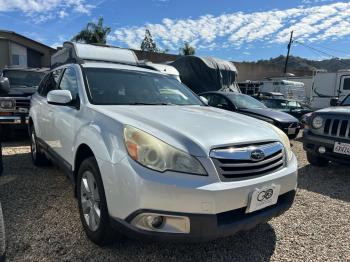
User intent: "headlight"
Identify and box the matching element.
[0,99,15,110]
[312,116,324,129]
[124,125,207,175]
[270,124,293,163]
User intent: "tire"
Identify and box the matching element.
[307,152,329,167]
[77,157,116,246]
[0,202,6,262]
[30,126,50,167]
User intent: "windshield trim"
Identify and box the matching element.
[82,67,205,106]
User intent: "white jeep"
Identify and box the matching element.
[29,42,297,245]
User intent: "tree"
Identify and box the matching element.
[179,42,195,56]
[140,29,158,52]
[71,17,111,44]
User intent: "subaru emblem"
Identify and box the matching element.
[250,149,265,162]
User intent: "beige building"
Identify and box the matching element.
[0,30,56,69]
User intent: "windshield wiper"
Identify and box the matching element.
[128,102,175,105]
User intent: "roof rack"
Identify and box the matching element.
[51,42,139,69]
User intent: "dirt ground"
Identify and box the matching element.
[0,131,349,261]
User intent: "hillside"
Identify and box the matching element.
[254,55,350,72]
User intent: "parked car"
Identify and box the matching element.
[262,98,313,119]
[200,92,301,139]
[303,94,350,166]
[29,42,297,245]
[0,68,47,139]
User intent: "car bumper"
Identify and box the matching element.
[98,153,298,241]
[0,116,28,125]
[110,190,295,242]
[303,129,350,165]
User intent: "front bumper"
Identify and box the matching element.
[303,130,350,165]
[0,116,28,125]
[98,151,298,241]
[110,190,295,242]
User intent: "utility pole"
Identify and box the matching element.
[284,30,294,74]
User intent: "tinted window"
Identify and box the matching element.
[264,99,288,109]
[58,68,79,99]
[206,95,230,108]
[39,68,63,97]
[84,68,203,106]
[343,78,350,90]
[342,95,350,106]
[227,94,266,109]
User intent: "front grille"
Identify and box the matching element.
[323,118,350,138]
[210,142,285,181]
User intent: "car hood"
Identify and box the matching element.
[316,106,350,115]
[238,108,299,123]
[94,105,283,157]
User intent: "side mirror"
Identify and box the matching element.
[47,90,73,105]
[330,98,339,107]
[199,96,209,106]
[0,77,10,93]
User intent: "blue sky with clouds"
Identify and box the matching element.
[1,0,350,61]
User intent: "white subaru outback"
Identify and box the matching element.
[29,42,297,245]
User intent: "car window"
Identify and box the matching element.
[207,95,229,107]
[227,94,266,109]
[341,95,350,106]
[39,68,63,97]
[84,68,203,105]
[264,99,287,109]
[288,101,298,108]
[58,67,79,100]
[343,78,350,90]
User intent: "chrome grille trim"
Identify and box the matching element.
[210,142,285,181]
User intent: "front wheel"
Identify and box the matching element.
[307,152,329,167]
[30,127,50,166]
[77,157,117,246]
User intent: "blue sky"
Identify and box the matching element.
[1,0,350,61]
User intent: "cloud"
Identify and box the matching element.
[111,2,350,51]
[0,0,94,22]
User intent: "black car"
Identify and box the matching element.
[200,91,301,139]
[0,67,47,139]
[303,94,350,166]
[262,98,313,119]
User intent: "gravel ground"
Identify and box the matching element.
[0,131,349,261]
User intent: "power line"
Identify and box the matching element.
[294,40,338,58]
[311,44,350,56]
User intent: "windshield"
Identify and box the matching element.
[3,70,46,88]
[228,94,266,109]
[264,99,288,109]
[84,68,203,105]
[342,95,350,106]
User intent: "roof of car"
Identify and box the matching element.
[2,67,49,73]
[81,61,168,76]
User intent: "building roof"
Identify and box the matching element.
[0,30,56,51]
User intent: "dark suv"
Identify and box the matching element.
[303,94,350,166]
[0,68,47,138]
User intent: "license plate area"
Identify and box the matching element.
[246,184,280,213]
[333,142,350,156]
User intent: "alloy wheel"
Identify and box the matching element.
[80,171,101,232]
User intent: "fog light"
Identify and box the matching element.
[146,215,164,229]
[131,213,190,233]
[318,146,326,154]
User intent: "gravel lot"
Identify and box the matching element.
[0,131,349,261]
